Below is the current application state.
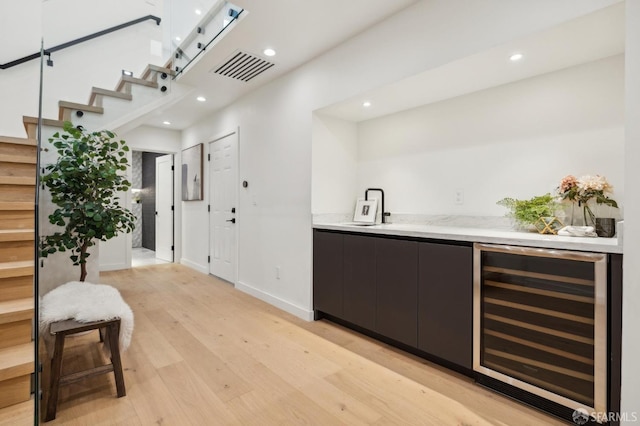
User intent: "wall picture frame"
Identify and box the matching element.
[181,143,203,201]
[353,198,378,224]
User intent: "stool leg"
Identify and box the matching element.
[107,322,126,397]
[45,332,66,422]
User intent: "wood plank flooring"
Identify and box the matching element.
[37,264,564,425]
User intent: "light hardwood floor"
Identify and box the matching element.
[32,264,563,425]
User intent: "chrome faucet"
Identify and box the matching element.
[365,188,390,224]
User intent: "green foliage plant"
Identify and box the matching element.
[40,121,135,281]
[497,193,559,229]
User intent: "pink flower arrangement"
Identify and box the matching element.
[558,175,578,197]
[557,174,618,225]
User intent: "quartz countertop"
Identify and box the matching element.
[313,222,622,254]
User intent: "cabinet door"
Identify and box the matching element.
[376,238,418,347]
[313,230,343,317]
[343,234,376,330]
[418,242,472,369]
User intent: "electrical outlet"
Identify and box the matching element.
[275,266,281,280]
[455,189,464,205]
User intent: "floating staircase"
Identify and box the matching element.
[0,134,36,415]
[0,62,176,421]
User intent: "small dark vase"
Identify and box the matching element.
[595,218,616,238]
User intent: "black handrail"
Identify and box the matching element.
[0,15,161,70]
[174,9,243,78]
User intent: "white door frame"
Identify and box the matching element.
[155,154,174,262]
[208,129,239,284]
[128,149,178,267]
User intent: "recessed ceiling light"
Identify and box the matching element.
[363,101,371,108]
[509,53,524,62]
[163,121,171,125]
[195,9,202,15]
[196,96,206,102]
[175,36,181,41]
[263,48,276,57]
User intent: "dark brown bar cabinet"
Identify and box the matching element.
[313,229,622,424]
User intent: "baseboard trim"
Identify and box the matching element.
[236,280,314,321]
[180,258,208,274]
[99,263,128,272]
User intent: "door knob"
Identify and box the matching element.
[226,218,236,223]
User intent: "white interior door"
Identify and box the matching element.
[209,133,238,283]
[155,154,174,262]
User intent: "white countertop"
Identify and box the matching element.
[313,222,622,254]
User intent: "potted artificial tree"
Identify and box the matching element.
[40,122,136,281]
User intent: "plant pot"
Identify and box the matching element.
[595,218,616,238]
[534,216,564,235]
[511,220,536,232]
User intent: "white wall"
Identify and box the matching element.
[621,1,640,422]
[355,55,624,217]
[0,0,41,64]
[0,1,165,137]
[312,114,358,215]
[182,78,317,317]
[181,0,622,320]
[0,0,41,137]
[124,125,182,154]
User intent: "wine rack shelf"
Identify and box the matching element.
[474,244,607,414]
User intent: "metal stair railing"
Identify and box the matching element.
[0,15,161,70]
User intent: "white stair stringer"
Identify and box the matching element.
[69,81,194,135]
[108,81,194,135]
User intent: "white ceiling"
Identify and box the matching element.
[318,3,625,122]
[143,0,418,129]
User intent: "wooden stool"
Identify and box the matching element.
[45,318,126,422]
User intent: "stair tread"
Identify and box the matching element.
[0,202,34,212]
[0,261,33,279]
[0,177,35,186]
[22,117,64,138]
[0,154,36,165]
[0,137,36,147]
[58,101,104,114]
[0,260,33,269]
[22,116,64,127]
[89,87,133,106]
[0,343,33,382]
[115,75,159,92]
[0,398,33,425]
[0,230,34,242]
[58,101,105,120]
[0,298,33,325]
[141,64,176,80]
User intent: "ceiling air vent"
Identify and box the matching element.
[212,50,274,82]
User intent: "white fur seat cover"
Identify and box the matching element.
[40,281,134,355]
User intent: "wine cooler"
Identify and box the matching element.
[473,243,607,415]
